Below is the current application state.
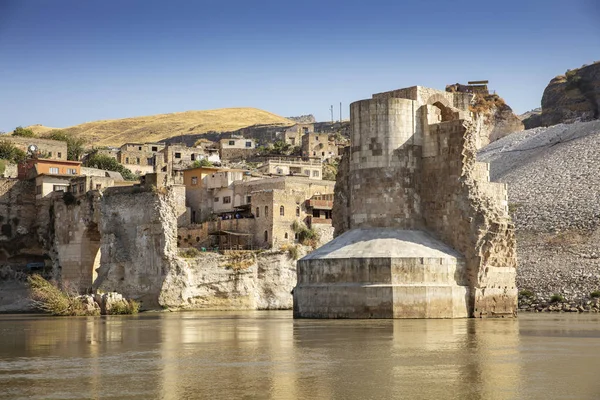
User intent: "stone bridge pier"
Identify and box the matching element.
[293,86,517,319]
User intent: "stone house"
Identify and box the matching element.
[232,177,335,248]
[257,157,323,180]
[1,136,68,160]
[218,137,257,161]
[118,142,165,175]
[301,133,338,160]
[280,123,314,146]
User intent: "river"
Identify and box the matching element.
[0,312,599,399]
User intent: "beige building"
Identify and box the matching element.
[257,157,322,180]
[219,137,257,161]
[281,123,314,146]
[232,177,335,248]
[1,136,68,160]
[301,133,338,160]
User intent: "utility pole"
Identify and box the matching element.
[339,102,342,123]
[330,105,334,124]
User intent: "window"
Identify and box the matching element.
[276,168,283,174]
[138,146,142,151]
[312,152,316,156]
[152,146,158,152]
[48,152,52,157]
[67,168,77,175]
[71,185,77,194]
[316,136,319,141]
[264,206,268,217]
[36,185,42,195]
[284,232,288,239]
[302,127,308,134]
[96,184,102,190]
[214,197,219,203]
[49,167,59,174]
[313,209,320,218]
[79,183,84,192]
[191,177,198,185]
[296,206,300,216]
[53,185,68,192]
[175,152,181,159]
[264,230,268,242]
[312,170,320,177]
[245,141,252,148]
[125,157,129,164]
[246,195,251,204]
[57,152,62,158]
[255,207,260,218]
[321,152,325,157]
[223,196,231,204]
[191,154,196,161]
[228,140,235,146]
[136,158,140,164]
[304,169,310,176]
[280,206,284,216]
[147,158,154,166]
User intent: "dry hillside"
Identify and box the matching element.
[27,108,293,147]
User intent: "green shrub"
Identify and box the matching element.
[550,293,565,303]
[12,126,35,137]
[178,247,201,258]
[519,289,534,299]
[191,158,214,168]
[27,274,93,316]
[108,299,140,315]
[85,152,138,181]
[45,130,86,161]
[0,140,27,163]
[291,220,320,247]
[63,191,77,206]
[590,291,600,298]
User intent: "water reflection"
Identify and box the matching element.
[1,313,599,399]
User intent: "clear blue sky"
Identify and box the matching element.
[0,0,598,132]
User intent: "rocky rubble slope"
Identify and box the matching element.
[478,120,600,308]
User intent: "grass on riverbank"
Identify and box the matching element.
[27,274,93,316]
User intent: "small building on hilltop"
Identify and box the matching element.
[301,132,339,161]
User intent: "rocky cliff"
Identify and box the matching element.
[539,62,600,127]
[471,94,524,144]
[478,119,600,307]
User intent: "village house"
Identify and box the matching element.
[301,132,339,160]
[257,157,322,180]
[1,135,68,160]
[218,137,257,161]
[117,142,165,175]
[280,123,314,146]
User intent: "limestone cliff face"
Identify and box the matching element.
[471,95,524,145]
[541,62,600,126]
[159,249,303,310]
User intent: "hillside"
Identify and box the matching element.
[478,120,600,303]
[27,108,294,147]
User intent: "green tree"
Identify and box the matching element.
[191,158,214,168]
[84,152,138,181]
[45,130,86,161]
[0,140,27,163]
[12,126,36,138]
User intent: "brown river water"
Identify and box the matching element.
[0,312,599,399]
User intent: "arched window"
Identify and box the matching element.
[265,206,268,217]
[284,232,288,239]
[256,207,260,218]
[280,206,285,216]
[264,230,268,242]
[296,206,300,216]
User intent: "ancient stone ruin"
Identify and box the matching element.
[293,86,517,318]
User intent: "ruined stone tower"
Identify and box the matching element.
[293,86,517,318]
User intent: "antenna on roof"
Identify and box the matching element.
[330,105,334,124]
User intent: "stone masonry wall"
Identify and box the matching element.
[348,97,423,229]
[421,119,517,317]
